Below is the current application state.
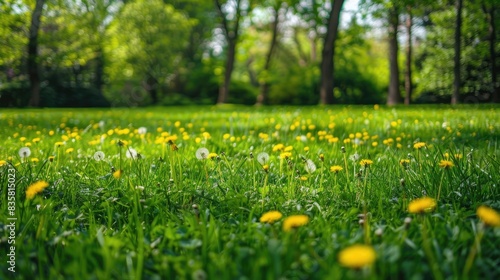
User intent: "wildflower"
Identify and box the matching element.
[319,154,324,162]
[300,176,308,181]
[0,160,7,167]
[137,127,147,135]
[65,148,74,154]
[330,165,343,173]
[94,151,105,161]
[262,164,269,172]
[55,142,64,147]
[280,152,292,159]
[284,145,293,152]
[413,142,426,149]
[272,144,284,152]
[338,245,376,268]
[259,211,283,224]
[26,181,49,200]
[304,159,316,173]
[48,156,55,162]
[257,152,270,165]
[360,159,373,167]
[400,159,410,166]
[196,148,209,160]
[476,205,500,227]
[283,215,309,232]
[31,158,39,163]
[113,169,123,178]
[18,147,31,158]
[408,197,436,214]
[438,160,454,169]
[208,152,218,160]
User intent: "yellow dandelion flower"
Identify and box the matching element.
[0,160,7,167]
[31,158,39,163]
[477,205,500,227]
[259,211,283,224]
[66,148,74,154]
[262,164,269,172]
[48,156,55,162]
[438,160,454,169]
[208,152,218,159]
[360,159,373,167]
[26,181,49,200]
[272,143,284,152]
[330,165,343,173]
[55,142,64,147]
[284,145,293,152]
[283,215,309,232]
[113,169,123,179]
[280,152,292,159]
[338,244,376,269]
[413,142,426,149]
[408,197,436,214]
[300,176,308,181]
[400,159,410,166]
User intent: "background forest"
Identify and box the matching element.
[0,0,498,107]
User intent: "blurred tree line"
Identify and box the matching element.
[0,0,498,107]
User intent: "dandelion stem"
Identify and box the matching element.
[463,223,484,276]
[437,170,445,201]
[421,215,444,280]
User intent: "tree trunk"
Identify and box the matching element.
[256,4,281,106]
[215,0,242,104]
[404,6,412,105]
[319,0,345,105]
[218,39,236,104]
[27,0,45,107]
[452,0,463,105]
[484,4,499,103]
[94,47,104,96]
[145,75,159,104]
[387,7,401,106]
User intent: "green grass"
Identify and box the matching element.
[1,105,499,279]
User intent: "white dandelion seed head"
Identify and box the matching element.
[305,159,316,173]
[93,151,105,161]
[138,127,147,135]
[126,148,138,159]
[135,186,145,191]
[349,153,360,162]
[300,135,307,142]
[19,147,31,158]
[257,152,270,165]
[98,121,105,128]
[196,147,209,160]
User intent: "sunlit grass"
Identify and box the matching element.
[0,105,499,279]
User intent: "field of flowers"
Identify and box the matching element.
[1,105,499,279]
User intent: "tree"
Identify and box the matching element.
[482,0,499,103]
[105,0,192,105]
[387,3,402,105]
[255,0,286,105]
[27,0,46,107]
[404,4,412,105]
[319,0,345,105]
[451,0,462,104]
[214,0,252,104]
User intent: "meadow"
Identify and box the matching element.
[0,105,499,279]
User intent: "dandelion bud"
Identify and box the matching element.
[192,204,200,216]
[319,154,324,162]
[117,140,125,146]
[111,166,116,173]
[407,153,413,159]
[375,228,383,237]
[404,217,412,227]
[358,213,366,219]
[341,146,346,154]
[249,152,254,159]
[400,178,405,186]
[169,178,174,184]
[358,219,365,226]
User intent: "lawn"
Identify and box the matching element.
[1,105,499,279]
